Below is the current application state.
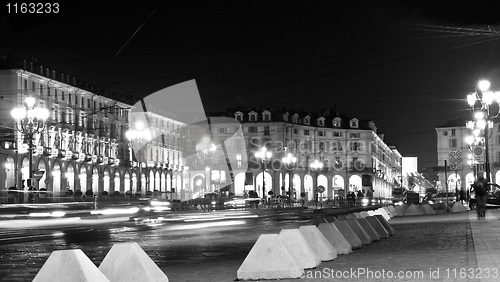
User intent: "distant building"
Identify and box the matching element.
[185,107,405,202]
[434,116,493,194]
[0,56,185,204]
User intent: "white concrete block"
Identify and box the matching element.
[356,218,380,241]
[332,221,362,249]
[237,234,303,280]
[345,219,372,245]
[387,205,398,216]
[360,211,370,218]
[279,229,321,269]
[403,204,421,216]
[353,212,364,218]
[99,242,169,282]
[382,206,393,218]
[299,225,337,261]
[419,204,436,215]
[346,213,357,219]
[451,202,467,213]
[33,249,110,282]
[375,208,391,221]
[336,214,347,221]
[394,205,405,216]
[366,216,389,239]
[317,223,352,255]
[374,215,395,236]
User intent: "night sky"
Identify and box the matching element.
[2,0,500,171]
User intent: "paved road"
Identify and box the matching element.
[1,208,499,281]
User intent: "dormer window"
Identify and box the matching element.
[317,117,325,126]
[333,117,341,128]
[304,116,310,125]
[235,111,243,121]
[249,111,257,121]
[262,110,271,121]
[292,114,299,123]
[350,118,359,128]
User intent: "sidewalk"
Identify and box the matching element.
[469,209,500,282]
[161,208,500,281]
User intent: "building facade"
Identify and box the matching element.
[435,117,500,195]
[0,56,186,204]
[185,107,405,202]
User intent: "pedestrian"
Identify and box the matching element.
[459,189,466,204]
[348,192,356,207]
[357,190,364,199]
[472,175,488,219]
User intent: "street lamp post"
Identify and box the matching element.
[125,121,152,196]
[196,136,216,197]
[282,152,297,206]
[11,96,49,203]
[255,147,272,201]
[466,79,500,184]
[310,159,324,209]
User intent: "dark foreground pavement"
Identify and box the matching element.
[163,209,500,282]
[1,206,499,281]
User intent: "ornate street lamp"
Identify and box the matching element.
[255,147,272,201]
[11,96,49,201]
[282,152,297,203]
[466,79,500,184]
[196,136,216,196]
[310,159,324,209]
[125,121,152,195]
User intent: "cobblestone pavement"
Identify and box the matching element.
[163,209,500,282]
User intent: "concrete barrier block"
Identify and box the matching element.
[375,208,391,221]
[382,207,393,218]
[336,214,347,221]
[332,221,362,249]
[353,212,364,218]
[345,219,372,245]
[356,218,380,241]
[313,216,329,227]
[387,205,399,216]
[365,216,389,239]
[360,211,370,218]
[99,242,169,282]
[394,205,405,216]
[237,234,303,280]
[436,203,448,210]
[279,229,321,269]
[451,202,467,213]
[419,204,436,215]
[403,204,421,216]
[401,203,409,212]
[374,215,395,236]
[33,249,110,282]
[346,213,357,219]
[299,225,337,260]
[317,223,352,255]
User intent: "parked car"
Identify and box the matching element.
[487,184,500,206]
[432,192,456,204]
[469,183,500,210]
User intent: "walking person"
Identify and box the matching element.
[472,175,488,219]
[459,189,466,204]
